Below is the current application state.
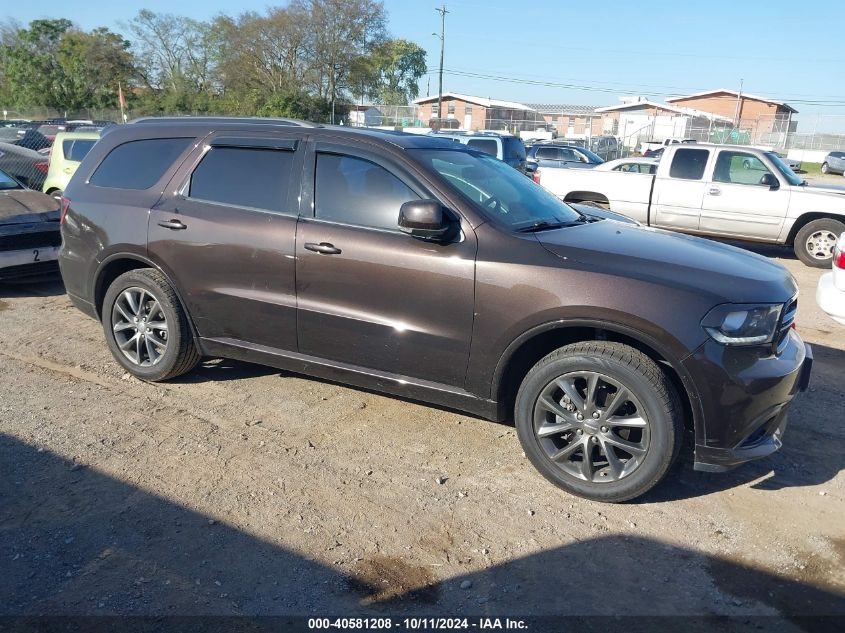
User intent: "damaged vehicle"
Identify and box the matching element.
[0,168,62,282]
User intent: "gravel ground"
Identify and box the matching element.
[0,247,843,626]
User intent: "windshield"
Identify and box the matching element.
[409,148,581,230]
[577,147,605,163]
[0,169,22,190]
[766,151,803,186]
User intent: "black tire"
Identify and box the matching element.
[794,218,845,268]
[821,162,829,174]
[102,268,200,381]
[515,341,682,503]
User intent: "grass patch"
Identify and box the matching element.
[797,162,823,175]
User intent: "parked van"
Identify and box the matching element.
[430,131,527,173]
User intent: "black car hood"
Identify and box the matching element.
[537,219,797,304]
[0,190,60,225]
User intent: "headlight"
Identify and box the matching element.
[702,303,782,345]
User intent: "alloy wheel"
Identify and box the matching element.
[111,287,169,366]
[532,371,650,483]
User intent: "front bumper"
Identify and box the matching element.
[683,331,812,473]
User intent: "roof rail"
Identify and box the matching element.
[128,116,319,128]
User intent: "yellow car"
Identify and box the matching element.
[43,130,100,200]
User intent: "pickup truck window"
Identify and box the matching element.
[669,148,710,180]
[713,151,774,186]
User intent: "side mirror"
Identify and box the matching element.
[399,200,454,240]
[760,173,780,189]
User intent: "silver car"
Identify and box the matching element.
[821,151,845,175]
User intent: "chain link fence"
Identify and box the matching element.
[2,106,844,198]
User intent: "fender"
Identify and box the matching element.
[490,317,705,435]
[93,252,204,352]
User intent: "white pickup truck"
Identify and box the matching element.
[533,143,845,267]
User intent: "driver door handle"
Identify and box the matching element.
[707,187,721,196]
[157,219,188,230]
[304,242,342,255]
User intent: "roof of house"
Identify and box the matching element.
[594,100,734,122]
[525,104,601,116]
[666,89,797,113]
[349,105,381,112]
[412,92,534,111]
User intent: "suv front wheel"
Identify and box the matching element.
[102,268,200,381]
[515,341,682,502]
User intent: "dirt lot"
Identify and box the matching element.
[1,246,844,627]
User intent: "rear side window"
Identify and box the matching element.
[466,138,498,156]
[315,153,419,230]
[90,138,193,190]
[669,148,710,180]
[188,147,294,213]
[63,139,97,162]
[535,146,560,160]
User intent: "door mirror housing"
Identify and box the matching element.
[760,173,780,189]
[399,200,454,240]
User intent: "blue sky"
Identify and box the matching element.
[13,0,845,123]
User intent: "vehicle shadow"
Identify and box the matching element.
[2,432,843,630]
[641,341,845,503]
[711,238,797,261]
[167,358,283,384]
[0,277,65,299]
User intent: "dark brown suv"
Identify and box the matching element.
[59,118,812,502]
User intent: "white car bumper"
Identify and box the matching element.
[816,272,845,326]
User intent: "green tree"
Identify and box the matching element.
[361,38,427,105]
[2,19,132,111]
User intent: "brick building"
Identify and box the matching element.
[666,89,797,144]
[526,104,603,138]
[413,92,544,131]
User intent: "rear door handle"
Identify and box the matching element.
[707,188,721,196]
[157,219,188,230]
[304,242,341,255]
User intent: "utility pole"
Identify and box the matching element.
[733,78,744,128]
[435,4,448,130]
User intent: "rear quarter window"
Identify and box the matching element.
[668,148,710,180]
[63,139,97,162]
[89,137,193,190]
[466,138,499,157]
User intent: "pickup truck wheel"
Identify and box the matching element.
[514,341,682,503]
[821,162,829,174]
[794,218,845,267]
[102,269,201,381]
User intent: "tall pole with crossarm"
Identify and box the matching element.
[436,4,448,130]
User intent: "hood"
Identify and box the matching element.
[0,190,60,225]
[797,182,845,196]
[536,219,797,304]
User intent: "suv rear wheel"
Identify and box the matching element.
[515,341,682,502]
[102,269,200,381]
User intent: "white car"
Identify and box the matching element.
[816,232,845,325]
[595,157,660,174]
